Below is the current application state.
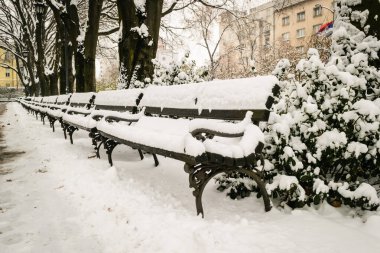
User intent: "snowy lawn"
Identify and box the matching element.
[1,102,380,253]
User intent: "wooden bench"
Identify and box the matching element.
[61,90,143,153]
[45,94,71,132]
[22,96,42,117]
[59,92,96,143]
[97,76,279,217]
[38,96,59,125]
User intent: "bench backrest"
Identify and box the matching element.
[43,95,58,105]
[31,96,43,103]
[56,94,71,105]
[94,89,143,113]
[68,92,96,109]
[139,76,279,122]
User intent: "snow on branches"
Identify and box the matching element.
[218,0,380,211]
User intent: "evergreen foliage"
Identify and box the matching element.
[217,0,380,210]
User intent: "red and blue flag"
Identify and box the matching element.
[317,21,333,36]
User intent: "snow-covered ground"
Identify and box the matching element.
[1,102,380,253]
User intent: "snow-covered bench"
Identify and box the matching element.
[97,76,279,217]
[60,92,95,143]
[45,94,71,132]
[22,96,42,117]
[37,96,60,125]
[61,89,143,154]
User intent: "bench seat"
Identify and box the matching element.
[61,89,143,145]
[97,112,264,164]
[47,107,67,119]
[62,110,143,131]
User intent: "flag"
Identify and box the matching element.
[317,21,333,36]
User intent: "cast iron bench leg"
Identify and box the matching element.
[62,122,67,139]
[137,149,144,160]
[89,131,104,159]
[152,153,159,166]
[104,139,118,166]
[184,162,272,218]
[96,140,105,158]
[49,117,57,132]
[67,126,78,144]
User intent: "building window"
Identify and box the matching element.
[313,24,322,33]
[297,11,305,22]
[282,32,290,41]
[313,6,322,17]
[296,28,305,38]
[296,46,305,53]
[282,16,290,26]
[4,51,12,62]
[5,68,10,77]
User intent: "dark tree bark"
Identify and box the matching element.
[59,0,80,93]
[83,0,104,92]
[49,25,60,95]
[36,9,50,96]
[117,0,163,88]
[12,1,38,95]
[47,0,75,94]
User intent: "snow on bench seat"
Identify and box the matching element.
[63,109,144,131]
[39,96,59,113]
[97,112,264,159]
[69,92,95,105]
[46,94,71,119]
[94,89,142,108]
[62,89,143,131]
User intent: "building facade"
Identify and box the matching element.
[217,1,276,77]
[217,0,334,76]
[274,0,334,54]
[0,48,20,89]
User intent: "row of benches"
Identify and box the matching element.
[19,75,279,217]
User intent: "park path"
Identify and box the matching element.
[0,103,25,174]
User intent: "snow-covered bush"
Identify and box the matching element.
[130,52,209,88]
[217,0,380,210]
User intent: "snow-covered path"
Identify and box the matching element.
[1,102,380,253]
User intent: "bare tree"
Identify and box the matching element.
[185,4,233,78]
[116,0,231,89]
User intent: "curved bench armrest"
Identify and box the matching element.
[189,111,253,140]
[190,128,244,138]
[104,107,145,123]
[104,115,140,123]
[66,108,92,116]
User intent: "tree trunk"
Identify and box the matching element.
[13,0,37,95]
[117,0,163,88]
[75,45,85,92]
[62,0,80,93]
[50,35,60,95]
[36,13,50,96]
[47,0,64,94]
[82,0,104,92]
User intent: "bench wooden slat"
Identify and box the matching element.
[145,107,271,122]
